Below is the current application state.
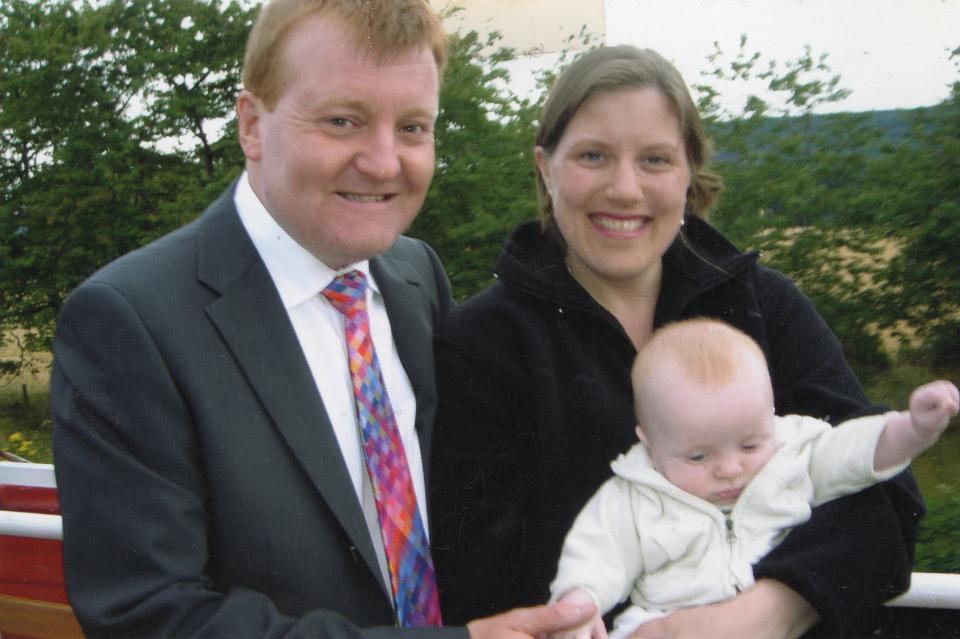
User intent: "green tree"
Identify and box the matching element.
[694,36,893,372]
[871,47,960,365]
[414,29,543,299]
[746,226,891,374]
[3,1,954,382]
[415,25,596,300]
[698,35,858,239]
[0,0,252,380]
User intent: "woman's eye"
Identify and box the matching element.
[642,155,668,167]
[687,454,706,463]
[580,151,604,162]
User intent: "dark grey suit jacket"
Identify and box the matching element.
[51,185,464,638]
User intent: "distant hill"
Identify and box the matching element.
[708,105,943,161]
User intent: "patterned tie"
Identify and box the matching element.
[322,270,442,627]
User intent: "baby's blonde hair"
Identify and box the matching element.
[633,319,770,426]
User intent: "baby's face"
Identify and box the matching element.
[641,372,777,506]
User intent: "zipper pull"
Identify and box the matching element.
[725,514,736,544]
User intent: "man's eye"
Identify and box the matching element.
[329,117,352,127]
[687,454,706,463]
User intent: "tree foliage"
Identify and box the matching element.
[413,25,597,299]
[870,48,960,366]
[1,0,253,377]
[696,37,959,373]
[411,29,541,299]
[0,2,957,381]
[693,36,888,371]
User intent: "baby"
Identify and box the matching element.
[549,318,958,639]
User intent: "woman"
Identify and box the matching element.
[429,46,922,638]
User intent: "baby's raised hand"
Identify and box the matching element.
[909,380,960,440]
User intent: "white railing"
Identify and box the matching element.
[0,509,62,539]
[0,461,62,540]
[0,460,57,488]
[1,461,959,609]
[887,572,960,609]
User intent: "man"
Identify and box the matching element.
[50,1,593,637]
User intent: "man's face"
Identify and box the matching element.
[238,13,439,269]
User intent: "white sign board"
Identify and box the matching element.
[429,0,605,54]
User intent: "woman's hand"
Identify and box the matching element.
[629,580,819,639]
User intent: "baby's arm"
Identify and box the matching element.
[874,380,959,471]
[549,476,643,639]
[548,588,608,639]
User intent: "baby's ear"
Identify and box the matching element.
[635,424,647,445]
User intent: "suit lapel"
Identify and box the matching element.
[194,189,388,596]
[370,255,436,474]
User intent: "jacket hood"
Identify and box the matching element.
[492,221,593,310]
[610,442,706,505]
[611,441,663,482]
[492,216,760,313]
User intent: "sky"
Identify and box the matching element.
[438,0,959,115]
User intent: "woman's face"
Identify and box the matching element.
[535,87,691,292]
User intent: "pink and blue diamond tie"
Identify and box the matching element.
[322,270,442,627]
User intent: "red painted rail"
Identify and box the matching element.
[0,461,81,639]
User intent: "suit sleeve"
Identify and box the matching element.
[51,281,466,639]
[752,268,924,638]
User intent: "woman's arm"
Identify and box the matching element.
[429,310,539,624]
[631,579,819,639]
[752,266,924,637]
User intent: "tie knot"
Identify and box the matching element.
[322,270,367,316]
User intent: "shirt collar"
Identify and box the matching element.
[234,171,375,310]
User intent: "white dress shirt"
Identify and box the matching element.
[233,173,429,532]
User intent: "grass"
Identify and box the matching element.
[1,330,52,461]
[864,364,960,496]
[908,426,960,574]
[1,358,53,462]
[0,389,53,462]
